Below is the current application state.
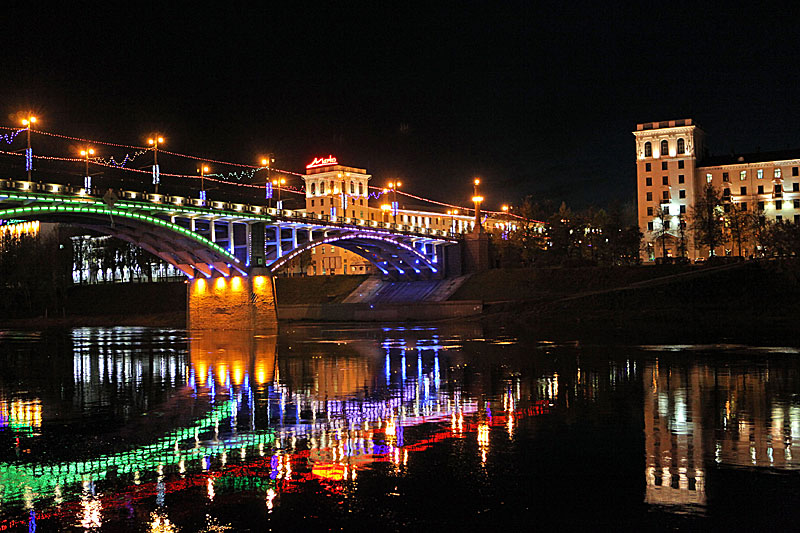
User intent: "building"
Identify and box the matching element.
[298,156,515,276]
[634,119,800,261]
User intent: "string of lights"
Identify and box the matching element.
[0,127,524,214]
[0,128,25,145]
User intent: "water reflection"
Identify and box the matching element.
[0,328,798,529]
[644,355,800,512]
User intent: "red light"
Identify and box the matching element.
[306,155,338,169]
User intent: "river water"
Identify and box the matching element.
[0,325,799,531]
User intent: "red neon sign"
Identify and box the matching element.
[306,155,338,169]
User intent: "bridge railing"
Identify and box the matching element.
[0,179,463,241]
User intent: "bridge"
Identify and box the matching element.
[0,178,462,330]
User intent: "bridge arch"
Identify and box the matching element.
[268,232,440,279]
[0,204,245,278]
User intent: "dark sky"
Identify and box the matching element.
[3,3,800,210]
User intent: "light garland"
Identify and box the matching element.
[0,128,24,145]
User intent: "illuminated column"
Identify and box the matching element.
[246,223,252,266]
[276,225,283,258]
[210,221,216,243]
[228,221,235,255]
[291,228,298,251]
[187,275,277,332]
[190,218,196,232]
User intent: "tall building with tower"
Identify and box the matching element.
[634,119,800,261]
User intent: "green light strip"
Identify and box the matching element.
[0,400,276,502]
[0,204,238,262]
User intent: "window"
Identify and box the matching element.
[794,183,800,192]
[775,168,782,179]
[795,215,800,223]
[310,183,316,195]
[350,182,355,194]
[646,192,653,201]
[321,198,325,205]
[740,170,747,180]
[647,222,654,231]
[678,174,685,183]
[311,199,315,207]
[741,202,747,211]
[678,160,685,169]
[677,138,685,154]
[359,183,364,195]
[758,201,765,210]
[723,172,729,182]
[644,142,652,157]
[706,173,713,183]
[662,190,669,200]
[794,167,799,176]
[664,220,671,230]
[776,215,783,222]
[757,169,764,179]
[741,186,747,195]
[775,184,782,194]
[662,176,669,185]
[757,185,764,194]
[679,189,686,198]
[646,177,652,186]
[723,188,730,197]
[662,161,668,171]
[645,162,652,171]
[647,207,653,216]
[776,200,783,210]
[680,204,686,214]
[660,140,668,156]
[795,200,800,209]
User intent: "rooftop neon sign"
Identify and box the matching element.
[306,155,338,169]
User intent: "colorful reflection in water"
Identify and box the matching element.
[0,328,798,530]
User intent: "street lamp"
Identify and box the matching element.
[272,176,286,209]
[381,203,391,223]
[199,164,209,203]
[472,178,483,231]
[21,115,37,180]
[148,136,164,193]
[260,155,275,204]
[387,181,402,224]
[447,209,459,234]
[80,147,95,191]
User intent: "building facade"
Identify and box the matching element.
[634,119,800,261]
[299,157,515,276]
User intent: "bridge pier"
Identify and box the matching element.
[187,274,278,333]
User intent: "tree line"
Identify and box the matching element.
[488,198,643,267]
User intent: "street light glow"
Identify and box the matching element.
[474,178,480,186]
[472,196,484,203]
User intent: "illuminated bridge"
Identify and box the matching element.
[0,178,457,281]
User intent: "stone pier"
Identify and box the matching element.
[187,274,278,333]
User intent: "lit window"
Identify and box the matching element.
[775,168,782,179]
[757,169,764,179]
[740,170,747,180]
[723,172,729,182]
[706,173,712,183]
[644,142,652,157]
[660,140,668,156]
[677,138,685,154]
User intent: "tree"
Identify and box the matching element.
[724,203,750,257]
[691,184,724,257]
[749,206,771,257]
[652,204,672,259]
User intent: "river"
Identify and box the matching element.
[0,325,798,531]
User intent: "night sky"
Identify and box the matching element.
[3,3,800,210]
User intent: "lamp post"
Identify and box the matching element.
[21,115,36,180]
[387,181,402,224]
[447,209,459,234]
[472,178,484,231]
[381,203,391,223]
[199,164,209,203]
[272,177,286,209]
[148,136,164,193]
[260,155,275,205]
[80,147,95,191]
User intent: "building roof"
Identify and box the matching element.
[700,148,800,167]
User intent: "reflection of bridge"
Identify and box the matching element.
[0,179,456,281]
